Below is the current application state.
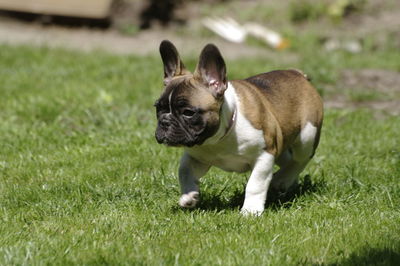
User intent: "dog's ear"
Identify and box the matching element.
[194,44,227,99]
[159,40,189,85]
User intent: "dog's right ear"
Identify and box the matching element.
[159,40,189,85]
[194,44,227,99]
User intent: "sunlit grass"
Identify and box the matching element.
[0,45,399,265]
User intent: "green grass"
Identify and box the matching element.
[0,44,399,265]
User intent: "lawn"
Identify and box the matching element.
[0,44,399,265]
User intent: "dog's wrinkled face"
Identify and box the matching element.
[155,76,221,147]
[155,40,227,147]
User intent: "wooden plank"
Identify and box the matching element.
[0,0,113,19]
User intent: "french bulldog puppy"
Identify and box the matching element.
[154,40,323,215]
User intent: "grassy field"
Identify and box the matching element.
[0,42,399,265]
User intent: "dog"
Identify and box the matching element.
[154,40,323,215]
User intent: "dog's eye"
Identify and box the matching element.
[182,109,196,117]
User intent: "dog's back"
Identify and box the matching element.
[231,70,323,156]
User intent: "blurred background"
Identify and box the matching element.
[0,0,399,114]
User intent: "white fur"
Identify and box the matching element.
[179,83,273,215]
[241,151,274,216]
[168,88,174,114]
[300,122,317,143]
[297,121,318,160]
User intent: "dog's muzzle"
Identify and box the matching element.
[155,114,198,147]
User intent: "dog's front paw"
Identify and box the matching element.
[240,201,264,216]
[179,191,199,208]
[240,207,264,216]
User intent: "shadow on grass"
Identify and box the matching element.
[329,247,400,266]
[195,175,326,212]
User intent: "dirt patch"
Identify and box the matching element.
[324,69,400,116]
[325,99,400,116]
[341,69,400,96]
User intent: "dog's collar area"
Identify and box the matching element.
[219,107,237,141]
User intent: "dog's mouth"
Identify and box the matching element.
[155,116,209,148]
[160,138,196,148]
[155,131,199,148]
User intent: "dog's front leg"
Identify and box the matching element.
[178,152,210,208]
[241,152,275,216]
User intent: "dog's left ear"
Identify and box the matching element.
[194,44,227,99]
[159,40,190,85]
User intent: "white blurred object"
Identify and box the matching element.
[202,17,247,43]
[202,17,289,50]
[343,40,362,53]
[324,38,362,53]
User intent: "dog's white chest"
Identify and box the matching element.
[186,109,265,173]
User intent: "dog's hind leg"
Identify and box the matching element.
[271,121,319,191]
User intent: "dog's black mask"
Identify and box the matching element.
[154,81,215,147]
[154,40,227,147]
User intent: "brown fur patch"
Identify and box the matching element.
[233,70,323,156]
